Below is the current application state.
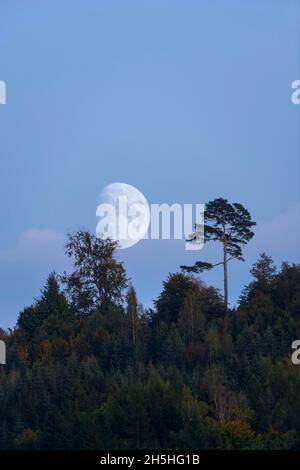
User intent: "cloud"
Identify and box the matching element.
[0,229,67,328]
[0,228,64,264]
[250,202,300,261]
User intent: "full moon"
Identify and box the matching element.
[96,183,150,249]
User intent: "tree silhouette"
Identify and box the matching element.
[181,198,256,310]
[126,284,138,348]
[61,230,128,313]
[0,251,300,450]
[250,253,277,285]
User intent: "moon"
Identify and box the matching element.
[96,183,150,249]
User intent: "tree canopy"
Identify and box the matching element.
[0,230,299,450]
[182,198,256,310]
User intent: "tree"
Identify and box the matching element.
[2,224,300,451]
[272,262,300,317]
[17,272,69,337]
[239,254,276,306]
[37,272,69,317]
[154,273,200,324]
[250,253,276,286]
[126,285,138,348]
[181,198,256,310]
[61,230,128,313]
[177,289,205,342]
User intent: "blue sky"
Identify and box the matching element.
[0,0,299,327]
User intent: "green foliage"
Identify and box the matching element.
[0,233,299,450]
[182,198,256,310]
[61,230,128,313]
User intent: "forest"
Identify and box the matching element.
[0,221,299,450]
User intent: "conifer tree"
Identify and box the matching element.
[126,285,138,348]
[182,198,256,310]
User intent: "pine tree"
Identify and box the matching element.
[182,198,256,310]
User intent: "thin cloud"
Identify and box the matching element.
[0,228,64,264]
[250,202,300,261]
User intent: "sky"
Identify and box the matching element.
[0,0,299,328]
